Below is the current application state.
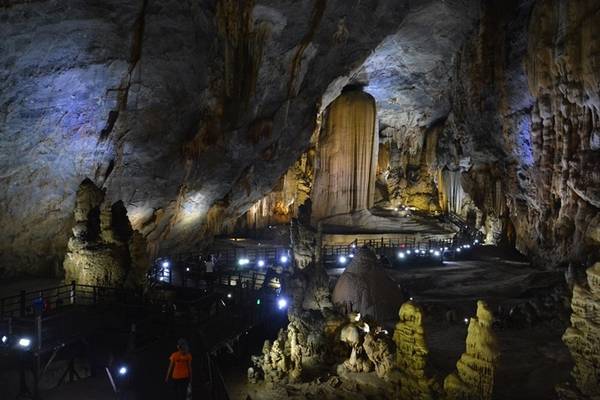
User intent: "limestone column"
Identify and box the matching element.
[311,88,378,223]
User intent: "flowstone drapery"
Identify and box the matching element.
[557,262,600,399]
[393,301,437,400]
[444,301,499,400]
[311,87,378,224]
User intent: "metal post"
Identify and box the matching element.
[20,290,26,317]
[70,281,76,305]
[33,307,42,400]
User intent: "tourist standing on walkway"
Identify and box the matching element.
[165,338,192,400]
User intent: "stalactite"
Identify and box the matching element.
[311,88,378,223]
[216,0,268,117]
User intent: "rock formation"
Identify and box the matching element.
[363,327,395,380]
[0,0,418,276]
[339,312,372,373]
[290,217,317,270]
[311,87,378,225]
[444,301,499,400]
[558,262,600,399]
[393,301,437,400]
[63,179,148,287]
[440,0,600,265]
[332,248,403,322]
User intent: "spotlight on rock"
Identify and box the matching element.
[277,298,288,310]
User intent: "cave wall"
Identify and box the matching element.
[441,0,600,265]
[0,0,416,277]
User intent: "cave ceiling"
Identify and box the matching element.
[0,0,482,275]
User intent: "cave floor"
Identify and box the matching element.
[226,247,572,400]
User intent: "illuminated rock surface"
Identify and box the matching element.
[444,301,499,400]
[393,301,437,400]
[311,88,377,224]
[558,262,600,399]
[63,179,148,287]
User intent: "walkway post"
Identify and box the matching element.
[70,281,76,305]
[19,290,26,317]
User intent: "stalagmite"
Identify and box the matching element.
[444,300,499,400]
[393,301,437,400]
[557,262,600,399]
[63,179,148,287]
[311,87,378,224]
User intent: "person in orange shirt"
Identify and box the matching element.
[165,338,192,400]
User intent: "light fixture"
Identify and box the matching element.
[464,244,471,249]
[464,318,469,324]
[185,267,190,272]
[279,255,288,264]
[338,256,347,264]
[351,244,356,249]
[277,298,288,310]
[118,366,128,376]
[456,248,462,253]
[256,299,261,305]
[409,297,414,301]
[238,258,250,266]
[18,338,31,348]
[1,336,7,344]
[257,260,265,267]
[162,261,170,268]
[429,249,434,253]
[398,252,405,259]
[444,247,449,251]
[349,254,354,258]
[433,250,441,257]
[474,239,479,244]
[227,293,232,299]
[406,250,411,255]
[421,250,426,254]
